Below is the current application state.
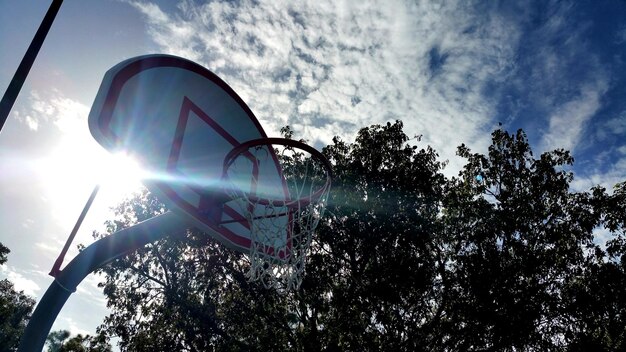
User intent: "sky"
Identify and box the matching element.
[1,0,625,344]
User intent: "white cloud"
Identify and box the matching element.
[61,317,91,337]
[570,156,626,193]
[12,111,41,131]
[128,0,524,174]
[0,265,41,296]
[75,273,108,306]
[605,114,626,135]
[35,241,62,255]
[593,226,615,251]
[22,218,35,229]
[541,80,608,153]
[12,90,90,136]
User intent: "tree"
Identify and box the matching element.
[0,242,36,352]
[46,330,71,352]
[94,192,294,351]
[92,122,626,351]
[560,181,626,351]
[439,130,601,350]
[46,329,112,352]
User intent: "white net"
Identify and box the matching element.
[223,139,331,290]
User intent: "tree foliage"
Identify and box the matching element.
[0,242,35,352]
[93,121,626,351]
[45,329,112,352]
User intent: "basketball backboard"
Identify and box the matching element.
[88,54,290,257]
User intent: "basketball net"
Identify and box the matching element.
[223,138,331,290]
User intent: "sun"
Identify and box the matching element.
[39,138,148,227]
[96,152,146,198]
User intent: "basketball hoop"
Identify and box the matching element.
[222,137,332,290]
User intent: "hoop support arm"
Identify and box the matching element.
[17,211,189,352]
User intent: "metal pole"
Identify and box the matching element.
[17,211,190,352]
[49,185,101,277]
[0,0,64,133]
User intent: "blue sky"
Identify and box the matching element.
[1,0,625,341]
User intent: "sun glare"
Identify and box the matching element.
[40,138,148,227]
[97,152,146,196]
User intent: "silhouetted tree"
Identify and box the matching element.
[0,242,35,352]
[46,329,112,352]
[93,122,626,351]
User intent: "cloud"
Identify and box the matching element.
[0,265,41,296]
[12,111,40,131]
[593,227,610,249]
[22,218,35,229]
[75,273,108,306]
[35,241,62,255]
[570,156,626,193]
[540,80,608,153]
[12,90,90,136]
[568,108,626,193]
[480,1,612,159]
[616,25,626,44]
[127,0,525,174]
[61,317,91,337]
[605,115,626,135]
